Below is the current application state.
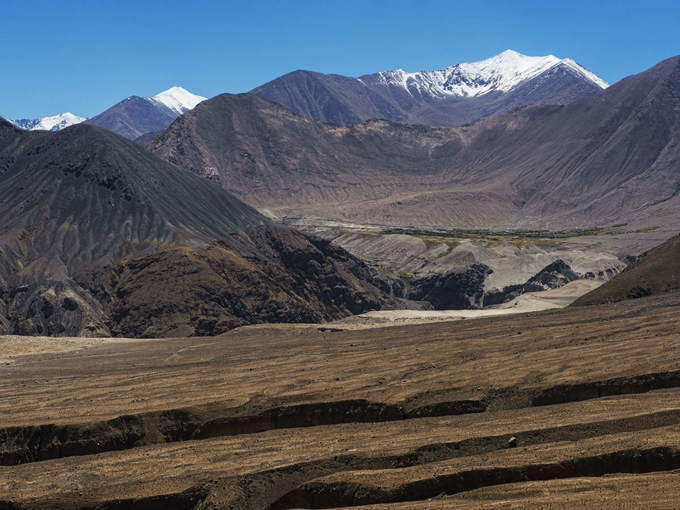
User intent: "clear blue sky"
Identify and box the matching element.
[2,0,679,118]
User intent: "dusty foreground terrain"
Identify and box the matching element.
[2,293,680,508]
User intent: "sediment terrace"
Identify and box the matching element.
[1,293,680,508]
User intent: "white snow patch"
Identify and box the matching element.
[35,112,86,131]
[10,85,205,132]
[11,112,86,131]
[150,86,207,115]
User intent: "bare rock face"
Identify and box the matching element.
[407,264,493,310]
[484,260,582,306]
[1,281,109,337]
[394,259,583,311]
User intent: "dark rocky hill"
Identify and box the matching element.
[0,119,265,265]
[91,225,404,337]
[0,119,402,336]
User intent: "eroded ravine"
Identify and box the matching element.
[3,369,680,466]
[269,447,680,509]
[5,410,680,509]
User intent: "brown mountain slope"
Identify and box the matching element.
[149,55,680,231]
[148,93,467,209]
[573,234,680,306]
[90,225,405,338]
[0,118,401,336]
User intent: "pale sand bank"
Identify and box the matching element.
[329,279,603,329]
[0,335,140,364]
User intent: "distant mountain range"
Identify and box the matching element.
[10,112,85,131]
[148,54,680,231]
[252,49,608,126]
[1,50,679,337]
[7,50,607,140]
[9,86,206,139]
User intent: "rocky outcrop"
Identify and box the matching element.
[0,279,109,337]
[390,259,601,311]
[484,259,581,306]
[406,264,492,310]
[83,225,408,337]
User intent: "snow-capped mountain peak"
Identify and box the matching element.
[37,112,86,131]
[150,86,207,115]
[368,50,608,98]
[11,112,86,131]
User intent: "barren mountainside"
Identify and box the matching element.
[0,119,266,267]
[149,55,680,231]
[94,225,404,337]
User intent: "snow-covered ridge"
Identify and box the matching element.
[11,112,85,131]
[149,86,207,115]
[558,58,609,89]
[365,50,609,98]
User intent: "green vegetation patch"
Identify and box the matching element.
[381,224,629,240]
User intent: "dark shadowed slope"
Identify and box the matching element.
[251,51,605,127]
[573,234,680,306]
[84,86,207,139]
[0,118,265,269]
[0,118,400,336]
[85,96,178,139]
[0,117,263,335]
[150,55,680,230]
